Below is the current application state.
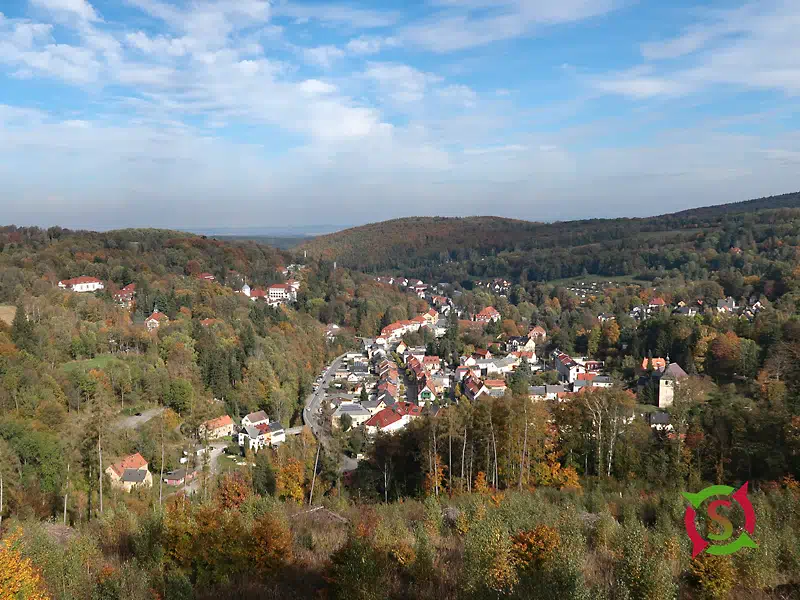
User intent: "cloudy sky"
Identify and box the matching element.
[1,0,799,230]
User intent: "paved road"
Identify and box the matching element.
[302,354,359,472]
[181,441,228,495]
[114,407,164,430]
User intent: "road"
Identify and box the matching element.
[182,440,228,495]
[302,354,358,472]
[114,407,164,430]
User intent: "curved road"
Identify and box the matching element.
[303,354,358,472]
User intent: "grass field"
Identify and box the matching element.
[0,305,16,326]
[61,354,118,373]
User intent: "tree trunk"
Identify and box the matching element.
[461,426,467,492]
[519,403,528,490]
[0,471,3,528]
[159,418,165,506]
[309,443,321,506]
[63,463,69,525]
[98,437,104,515]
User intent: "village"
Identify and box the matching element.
[53,266,769,494]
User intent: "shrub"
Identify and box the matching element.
[689,554,736,600]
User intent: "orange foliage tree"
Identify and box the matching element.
[276,457,305,503]
[250,512,293,577]
[0,531,50,600]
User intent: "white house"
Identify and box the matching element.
[555,352,585,383]
[332,403,372,429]
[58,276,104,293]
[145,311,169,331]
[268,283,297,304]
[242,410,269,428]
[239,424,269,451]
[105,453,152,492]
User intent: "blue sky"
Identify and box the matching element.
[1,0,799,230]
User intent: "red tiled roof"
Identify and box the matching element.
[650,297,666,306]
[250,288,267,298]
[60,276,102,286]
[476,306,500,319]
[529,326,546,337]
[577,372,597,382]
[110,452,147,477]
[642,357,667,370]
[484,379,506,388]
[203,414,233,430]
[147,311,168,322]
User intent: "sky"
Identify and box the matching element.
[1,0,799,231]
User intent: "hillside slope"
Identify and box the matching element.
[299,191,800,282]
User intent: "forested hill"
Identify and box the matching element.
[298,191,800,282]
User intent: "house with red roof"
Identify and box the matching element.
[196,272,216,282]
[199,414,234,440]
[464,376,489,401]
[145,311,169,331]
[114,283,136,307]
[529,325,547,341]
[475,306,501,323]
[364,402,423,435]
[105,452,152,492]
[58,276,104,293]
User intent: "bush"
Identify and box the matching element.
[329,536,385,600]
[689,554,736,600]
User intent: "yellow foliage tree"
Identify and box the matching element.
[276,457,305,503]
[0,531,50,600]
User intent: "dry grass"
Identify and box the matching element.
[0,304,16,326]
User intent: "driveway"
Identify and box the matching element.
[114,407,163,430]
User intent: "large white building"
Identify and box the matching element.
[58,276,104,293]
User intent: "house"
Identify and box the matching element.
[630,306,648,321]
[528,326,547,341]
[268,422,285,446]
[529,384,569,401]
[648,297,667,311]
[114,283,136,307]
[475,306,501,323]
[268,283,296,304]
[332,403,372,429]
[362,397,389,415]
[507,336,536,353]
[464,376,490,401]
[106,453,152,492]
[58,276,104,293]
[247,287,268,301]
[673,305,698,317]
[472,348,493,360]
[591,375,614,388]
[242,410,269,428]
[197,272,216,282]
[364,402,423,435]
[239,424,269,451]
[647,411,673,431]
[199,414,234,440]
[145,311,168,331]
[489,355,520,375]
[423,356,442,373]
[555,353,585,383]
[717,297,738,313]
[598,313,616,323]
[325,323,341,341]
[641,357,667,371]
[417,377,436,406]
[164,469,188,486]
[484,379,507,397]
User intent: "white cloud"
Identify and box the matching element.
[345,35,399,54]
[30,0,100,22]
[401,0,615,52]
[464,144,527,155]
[364,62,442,105]
[273,3,398,28]
[303,45,345,68]
[599,1,800,98]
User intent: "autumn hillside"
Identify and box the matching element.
[298,191,800,282]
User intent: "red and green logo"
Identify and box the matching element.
[683,482,758,558]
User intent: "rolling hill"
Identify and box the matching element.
[298,191,800,283]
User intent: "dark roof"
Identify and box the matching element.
[529,386,547,396]
[662,363,689,380]
[122,468,148,483]
[269,422,284,433]
[648,412,671,425]
[165,469,186,480]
